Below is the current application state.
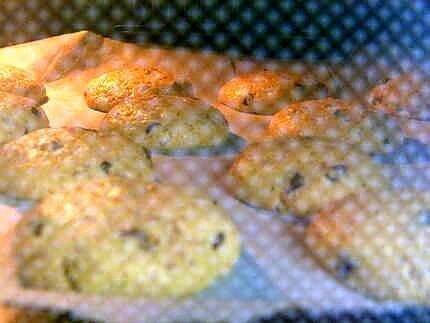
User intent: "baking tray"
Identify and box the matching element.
[0,31,429,323]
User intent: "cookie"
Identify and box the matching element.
[0,91,49,145]
[227,137,391,217]
[100,95,230,151]
[217,70,328,115]
[306,190,430,302]
[267,98,405,155]
[0,127,154,199]
[15,177,240,298]
[84,67,194,112]
[368,73,429,120]
[0,65,48,105]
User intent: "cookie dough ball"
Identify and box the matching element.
[227,137,391,217]
[0,91,49,145]
[368,73,429,120]
[84,67,194,112]
[267,98,405,155]
[0,65,48,105]
[15,177,241,298]
[306,190,430,302]
[0,127,154,200]
[217,70,328,115]
[100,95,230,151]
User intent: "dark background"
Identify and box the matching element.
[0,0,428,66]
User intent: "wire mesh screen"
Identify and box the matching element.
[0,1,428,323]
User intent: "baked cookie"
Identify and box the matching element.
[100,95,230,151]
[217,70,328,115]
[368,72,429,120]
[84,67,194,112]
[0,91,49,145]
[306,190,430,302]
[267,98,405,155]
[0,127,154,200]
[15,177,240,298]
[227,137,391,217]
[0,65,48,105]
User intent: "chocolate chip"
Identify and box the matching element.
[212,232,225,250]
[325,165,348,182]
[294,82,306,90]
[28,219,45,236]
[31,107,42,117]
[145,122,161,134]
[50,141,63,151]
[100,161,112,174]
[285,172,304,194]
[335,253,357,280]
[242,93,255,106]
[380,77,390,84]
[372,97,383,105]
[333,109,350,122]
[120,229,156,250]
[23,127,29,135]
[417,210,430,225]
[171,81,190,93]
[62,258,80,292]
[40,141,63,152]
[142,147,151,161]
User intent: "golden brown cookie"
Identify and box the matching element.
[15,177,241,298]
[267,98,405,155]
[0,127,154,200]
[0,91,49,145]
[100,95,230,151]
[0,65,48,105]
[368,73,429,120]
[217,70,328,115]
[227,137,391,217]
[84,67,194,112]
[306,190,430,302]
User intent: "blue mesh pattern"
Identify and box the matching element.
[0,1,429,323]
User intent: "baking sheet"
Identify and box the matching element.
[0,31,428,322]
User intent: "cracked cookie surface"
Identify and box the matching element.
[85,67,193,112]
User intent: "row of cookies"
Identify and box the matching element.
[0,125,240,298]
[0,64,239,200]
[217,67,428,119]
[220,68,429,302]
[0,66,241,299]
[2,62,427,304]
[227,128,430,303]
